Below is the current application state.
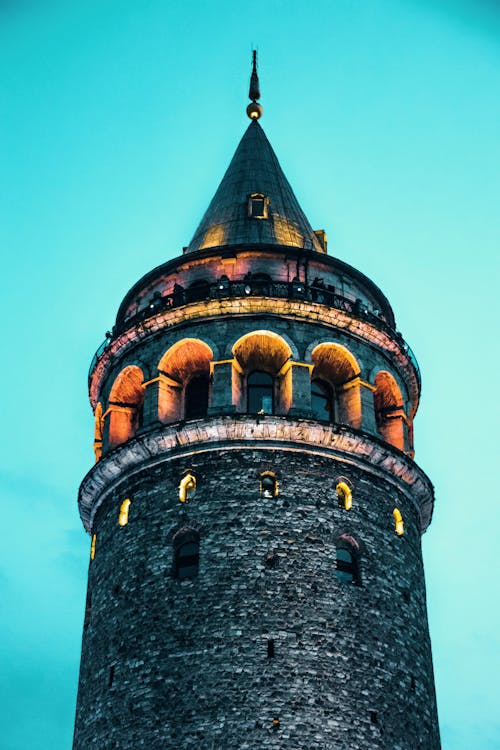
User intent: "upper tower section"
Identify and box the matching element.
[187,54,323,255]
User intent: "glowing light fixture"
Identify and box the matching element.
[90,534,96,560]
[179,472,197,503]
[393,508,405,536]
[118,498,131,526]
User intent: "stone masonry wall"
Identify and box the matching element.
[73,448,440,750]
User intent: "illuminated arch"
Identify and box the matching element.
[118,498,131,526]
[107,365,144,449]
[93,402,103,462]
[393,508,405,536]
[311,343,361,428]
[232,330,293,415]
[336,481,352,510]
[374,371,406,451]
[260,471,279,498]
[157,339,213,423]
[179,472,197,503]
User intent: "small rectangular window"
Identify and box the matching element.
[248,194,269,219]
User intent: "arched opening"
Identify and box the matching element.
[374,371,406,451]
[157,339,213,423]
[336,536,360,585]
[393,508,405,536]
[336,481,352,510]
[118,498,131,526]
[232,330,292,414]
[311,343,361,427]
[260,471,279,498]
[186,280,210,303]
[107,366,144,449]
[179,472,197,503]
[93,402,103,462]
[311,379,334,422]
[173,529,200,580]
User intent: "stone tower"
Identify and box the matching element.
[73,56,440,749]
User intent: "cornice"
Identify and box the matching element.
[78,416,434,535]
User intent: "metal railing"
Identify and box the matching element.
[88,280,420,387]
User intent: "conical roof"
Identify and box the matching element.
[187,120,323,253]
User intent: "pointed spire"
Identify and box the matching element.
[246,50,263,120]
[187,119,323,254]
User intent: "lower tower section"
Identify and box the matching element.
[73,418,440,749]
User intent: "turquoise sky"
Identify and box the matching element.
[1,1,499,748]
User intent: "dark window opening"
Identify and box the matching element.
[410,675,416,692]
[248,370,274,414]
[248,194,268,219]
[174,533,200,580]
[370,711,378,725]
[336,546,359,585]
[108,665,115,688]
[185,375,209,419]
[267,639,275,658]
[84,589,92,628]
[311,379,334,421]
[261,474,276,498]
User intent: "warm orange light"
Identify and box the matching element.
[90,534,96,560]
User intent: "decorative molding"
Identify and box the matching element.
[78,416,434,535]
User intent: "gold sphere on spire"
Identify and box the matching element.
[247,101,263,120]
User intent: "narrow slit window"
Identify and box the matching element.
[173,531,200,580]
[260,471,278,499]
[393,508,404,536]
[108,665,115,688]
[336,481,352,510]
[118,498,131,526]
[267,639,275,658]
[90,534,96,561]
[179,472,197,503]
[336,541,360,585]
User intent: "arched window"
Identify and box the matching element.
[311,379,334,421]
[118,498,131,526]
[260,471,278,499]
[336,538,360,585]
[179,472,197,503]
[185,374,209,419]
[107,365,145,448]
[248,371,274,414]
[393,508,405,536]
[173,530,200,580]
[336,481,352,510]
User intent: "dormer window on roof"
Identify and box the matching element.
[248,193,269,220]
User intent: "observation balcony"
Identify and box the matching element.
[89,279,420,388]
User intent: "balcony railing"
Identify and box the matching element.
[88,280,421,388]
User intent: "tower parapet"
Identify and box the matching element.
[74,57,440,750]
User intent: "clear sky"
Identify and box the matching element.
[1,1,499,748]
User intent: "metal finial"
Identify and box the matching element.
[247,50,263,120]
